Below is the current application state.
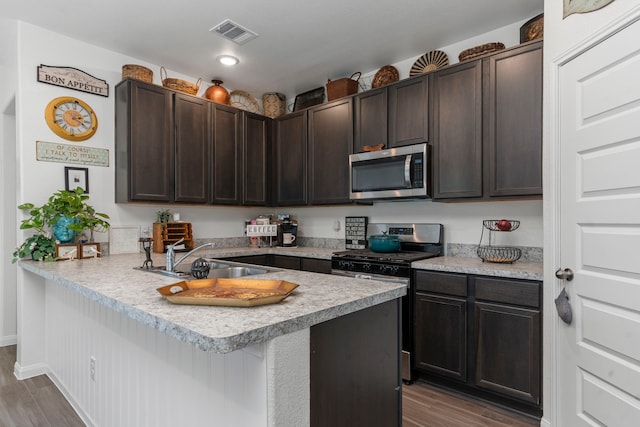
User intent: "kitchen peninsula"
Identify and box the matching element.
[16,251,405,427]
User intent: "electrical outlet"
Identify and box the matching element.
[90,356,96,381]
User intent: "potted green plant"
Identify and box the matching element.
[12,188,110,263]
[12,231,57,263]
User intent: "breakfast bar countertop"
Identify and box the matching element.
[18,252,405,354]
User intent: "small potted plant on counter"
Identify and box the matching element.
[12,188,110,263]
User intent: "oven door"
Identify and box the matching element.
[331,268,414,382]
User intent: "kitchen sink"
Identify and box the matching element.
[135,259,277,279]
[206,266,270,278]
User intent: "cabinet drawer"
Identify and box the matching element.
[414,270,467,297]
[474,277,540,308]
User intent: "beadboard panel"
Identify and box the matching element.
[45,281,270,427]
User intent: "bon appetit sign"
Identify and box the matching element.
[37,65,109,97]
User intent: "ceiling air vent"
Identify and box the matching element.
[209,19,258,45]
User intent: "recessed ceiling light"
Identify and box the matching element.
[217,55,239,66]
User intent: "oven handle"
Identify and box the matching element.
[331,269,410,287]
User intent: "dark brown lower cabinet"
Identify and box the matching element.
[414,293,467,381]
[414,270,542,416]
[222,254,331,274]
[474,301,541,405]
[271,254,301,270]
[311,299,401,427]
[300,258,332,274]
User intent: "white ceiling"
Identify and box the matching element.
[5,0,543,99]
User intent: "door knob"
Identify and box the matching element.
[555,268,574,281]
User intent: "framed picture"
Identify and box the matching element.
[80,242,101,259]
[65,166,89,193]
[56,243,79,260]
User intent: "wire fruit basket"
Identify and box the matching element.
[477,219,521,264]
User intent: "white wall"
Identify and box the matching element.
[10,19,544,251]
[1,18,19,345]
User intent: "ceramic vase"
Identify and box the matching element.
[53,215,77,243]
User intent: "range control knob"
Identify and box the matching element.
[362,263,372,272]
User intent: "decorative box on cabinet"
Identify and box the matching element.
[152,222,194,253]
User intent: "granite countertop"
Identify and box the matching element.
[19,252,404,354]
[412,256,543,281]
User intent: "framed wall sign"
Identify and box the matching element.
[65,166,89,193]
[37,65,109,97]
[56,243,79,260]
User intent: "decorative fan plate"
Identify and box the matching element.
[410,50,449,76]
[229,90,260,113]
[372,65,400,88]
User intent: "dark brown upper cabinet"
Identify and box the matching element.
[388,76,429,148]
[115,79,174,203]
[210,104,243,205]
[484,41,543,197]
[353,74,429,153]
[242,111,271,206]
[174,93,210,203]
[308,98,353,205]
[431,40,543,201]
[353,87,387,153]
[431,60,484,200]
[274,111,308,206]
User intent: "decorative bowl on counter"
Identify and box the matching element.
[368,234,401,253]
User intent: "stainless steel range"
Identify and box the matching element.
[331,223,444,383]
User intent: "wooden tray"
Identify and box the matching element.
[156,278,298,307]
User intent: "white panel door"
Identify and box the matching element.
[558,17,640,427]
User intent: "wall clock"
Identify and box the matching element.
[564,0,616,18]
[45,96,98,141]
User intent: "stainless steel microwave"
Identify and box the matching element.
[349,143,429,201]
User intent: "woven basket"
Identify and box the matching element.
[326,72,361,101]
[160,66,201,95]
[458,42,505,62]
[262,92,286,118]
[122,64,153,83]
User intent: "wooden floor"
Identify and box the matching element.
[0,345,84,427]
[1,344,538,427]
[402,381,540,427]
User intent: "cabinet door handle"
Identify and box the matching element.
[555,268,574,282]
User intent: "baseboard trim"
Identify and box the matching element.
[0,335,17,346]
[13,360,48,380]
[47,370,95,427]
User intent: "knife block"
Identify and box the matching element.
[152,222,194,253]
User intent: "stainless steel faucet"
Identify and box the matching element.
[165,238,215,273]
